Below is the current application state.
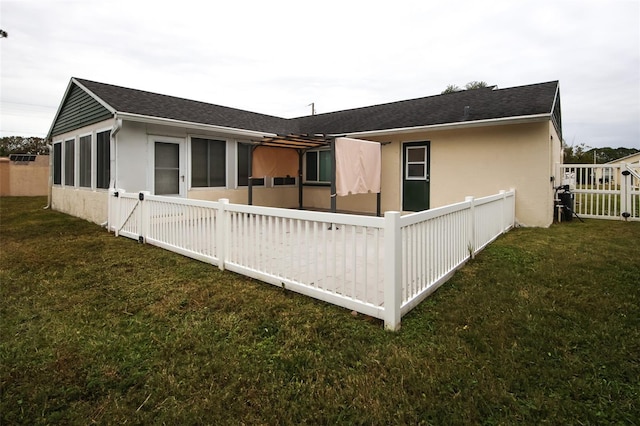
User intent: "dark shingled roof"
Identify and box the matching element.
[72,78,559,136]
[75,78,293,135]
[295,81,560,134]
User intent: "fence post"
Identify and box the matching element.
[621,164,631,220]
[216,199,229,271]
[509,188,516,229]
[384,211,402,331]
[499,190,507,234]
[114,189,124,237]
[138,191,151,243]
[465,196,475,259]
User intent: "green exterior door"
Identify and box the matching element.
[402,141,430,211]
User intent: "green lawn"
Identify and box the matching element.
[1,197,638,424]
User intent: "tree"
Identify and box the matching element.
[465,81,489,90]
[441,84,462,94]
[562,141,639,164]
[0,136,48,156]
[441,81,490,94]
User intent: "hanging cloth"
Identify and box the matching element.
[251,146,298,178]
[335,137,381,196]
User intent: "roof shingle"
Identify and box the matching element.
[72,78,559,136]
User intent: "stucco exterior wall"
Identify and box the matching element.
[51,186,109,225]
[360,121,555,227]
[0,156,50,196]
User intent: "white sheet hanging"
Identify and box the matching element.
[335,137,381,196]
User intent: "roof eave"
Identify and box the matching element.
[340,113,552,139]
[116,111,279,139]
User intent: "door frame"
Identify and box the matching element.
[147,135,186,196]
[401,140,431,212]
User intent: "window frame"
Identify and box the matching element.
[78,133,92,188]
[53,141,62,185]
[190,137,227,189]
[304,148,332,185]
[405,146,428,181]
[64,137,76,187]
[95,128,111,190]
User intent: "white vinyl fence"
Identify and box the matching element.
[108,189,515,330]
[558,163,640,221]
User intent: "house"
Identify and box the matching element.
[46,78,562,226]
[604,152,640,185]
[0,154,50,196]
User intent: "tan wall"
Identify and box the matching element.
[51,186,109,225]
[0,156,50,196]
[338,121,556,227]
[188,186,299,208]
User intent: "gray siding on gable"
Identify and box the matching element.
[51,84,112,136]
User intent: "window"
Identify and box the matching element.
[191,138,226,187]
[96,130,110,189]
[405,146,426,180]
[53,142,62,185]
[79,135,91,187]
[237,143,264,186]
[64,139,75,186]
[305,149,331,183]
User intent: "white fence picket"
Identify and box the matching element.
[109,189,516,330]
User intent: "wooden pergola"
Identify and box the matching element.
[248,134,381,215]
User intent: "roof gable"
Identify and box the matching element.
[49,82,113,137]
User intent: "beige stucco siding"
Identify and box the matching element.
[353,121,555,226]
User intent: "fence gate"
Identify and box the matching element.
[558,163,640,221]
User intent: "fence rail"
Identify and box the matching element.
[108,189,516,330]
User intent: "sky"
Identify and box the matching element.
[0,0,638,149]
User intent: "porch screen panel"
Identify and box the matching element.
[79,135,91,188]
[53,142,62,185]
[64,139,75,186]
[96,130,110,189]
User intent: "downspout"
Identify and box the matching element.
[102,117,122,228]
[44,143,53,209]
[109,116,122,191]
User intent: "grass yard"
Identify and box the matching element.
[1,197,639,424]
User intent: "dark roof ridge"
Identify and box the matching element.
[73,77,290,121]
[291,80,559,120]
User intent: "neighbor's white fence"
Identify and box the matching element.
[108,189,515,330]
[558,163,640,221]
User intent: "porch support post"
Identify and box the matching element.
[330,137,337,213]
[298,149,304,209]
[384,211,402,331]
[248,145,255,205]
